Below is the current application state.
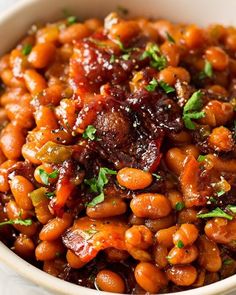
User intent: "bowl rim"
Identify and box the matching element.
[0,0,236,294]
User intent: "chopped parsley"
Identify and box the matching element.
[22,44,32,56]
[209,197,217,204]
[217,190,226,197]
[227,205,236,214]
[45,191,55,199]
[0,218,32,227]
[145,78,158,92]
[199,60,213,79]
[67,16,77,25]
[110,54,116,63]
[197,207,233,220]
[177,240,184,248]
[166,32,175,44]
[223,258,234,265]
[38,169,59,185]
[141,42,167,70]
[145,78,174,93]
[121,52,131,60]
[152,173,161,180]
[82,125,99,141]
[159,81,175,93]
[182,90,205,130]
[175,202,185,211]
[85,167,117,207]
[197,155,207,162]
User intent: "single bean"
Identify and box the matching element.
[167,265,197,286]
[117,167,153,190]
[197,235,222,272]
[96,269,125,293]
[156,226,177,248]
[130,193,172,219]
[86,197,127,219]
[39,213,73,241]
[10,175,34,210]
[35,240,64,261]
[167,245,198,264]
[134,262,167,293]
[173,223,199,246]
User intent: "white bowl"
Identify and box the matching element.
[0,0,236,294]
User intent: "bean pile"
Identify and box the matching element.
[0,9,236,294]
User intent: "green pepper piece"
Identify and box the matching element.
[36,141,72,164]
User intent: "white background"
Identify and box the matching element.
[0,2,52,295]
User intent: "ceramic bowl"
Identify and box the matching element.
[0,0,236,294]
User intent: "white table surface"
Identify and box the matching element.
[0,4,51,295]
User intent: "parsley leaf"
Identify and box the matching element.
[38,169,59,185]
[177,240,184,248]
[175,202,185,211]
[199,60,213,79]
[217,190,226,197]
[166,32,175,44]
[85,167,117,207]
[87,192,105,207]
[45,191,55,199]
[110,54,115,63]
[141,43,167,70]
[67,16,77,25]
[115,38,132,53]
[122,52,131,60]
[223,258,234,265]
[0,218,32,227]
[227,205,236,214]
[82,125,99,141]
[197,155,207,162]
[159,81,175,93]
[197,207,233,220]
[22,44,32,56]
[183,90,205,130]
[146,78,158,92]
[145,79,174,93]
[152,173,161,180]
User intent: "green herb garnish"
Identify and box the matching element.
[85,167,117,207]
[67,16,77,25]
[166,32,175,44]
[121,52,131,60]
[141,43,167,70]
[82,125,99,141]
[177,240,184,248]
[145,78,158,92]
[197,155,207,162]
[22,44,32,56]
[110,54,115,63]
[152,173,161,180]
[197,207,233,220]
[0,218,32,227]
[45,191,55,199]
[227,205,236,214]
[38,169,59,185]
[182,90,205,130]
[223,258,234,265]
[145,79,174,93]
[199,60,213,79]
[209,197,217,203]
[175,202,185,211]
[159,81,175,93]
[217,190,226,197]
